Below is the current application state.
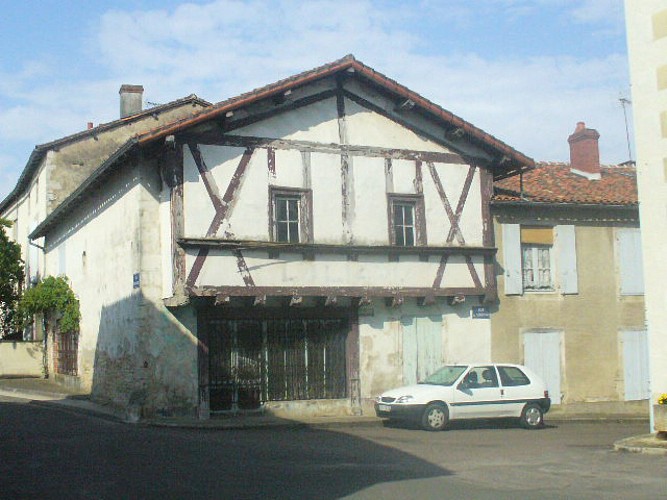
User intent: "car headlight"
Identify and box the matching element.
[375,396,382,403]
[396,395,414,404]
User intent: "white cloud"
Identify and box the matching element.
[0,0,631,202]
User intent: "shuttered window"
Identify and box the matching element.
[521,226,554,291]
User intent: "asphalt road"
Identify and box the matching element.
[0,395,664,499]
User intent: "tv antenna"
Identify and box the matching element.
[619,96,633,163]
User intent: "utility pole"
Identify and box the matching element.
[619,96,633,163]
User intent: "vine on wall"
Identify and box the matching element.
[18,276,80,334]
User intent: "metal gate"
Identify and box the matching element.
[54,330,78,376]
[207,318,348,412]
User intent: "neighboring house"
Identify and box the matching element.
[492,122,647,413]
[625,0,667,430]
[16,55,533,418]
[0,87,210,299]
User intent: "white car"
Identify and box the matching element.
[375,363,551,431]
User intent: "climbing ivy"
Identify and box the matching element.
[18,276,80,334]
[0,218,24,338]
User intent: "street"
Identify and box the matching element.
[0,395,664,499]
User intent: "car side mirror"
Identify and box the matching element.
[457,380,468,390]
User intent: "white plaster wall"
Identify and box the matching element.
[311,152,345,243]
[626,0,667,424]
[0,342,43,376]
[344,98,451,152]
[192,250,482,290]
[45,164,144,388]
[358,298,491,401]
[234,97,341,143]
[44,161,199,415]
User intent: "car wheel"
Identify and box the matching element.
[520,403,544,429]
[421,403,448,431]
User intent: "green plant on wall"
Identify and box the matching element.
[18,276,80,334]
[0,218,24,338]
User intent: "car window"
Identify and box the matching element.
[462,366,499,388]
[498,366,531,386]
[421,365,468,386]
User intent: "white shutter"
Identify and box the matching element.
[502,223,522,295]
[557,225,578,294]
[622,330,649,400]
[618,228,644,295]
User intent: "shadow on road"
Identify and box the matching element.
[0,399,451,499]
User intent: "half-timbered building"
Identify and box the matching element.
[23,56,533,418]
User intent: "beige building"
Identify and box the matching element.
[625,0,667,430]
[492,123,647,415]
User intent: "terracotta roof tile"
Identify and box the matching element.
[493,162,637,206]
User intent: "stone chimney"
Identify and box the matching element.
[119,84,144,118]
[568,121,601,179]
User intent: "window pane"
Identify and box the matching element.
[276,222,288,242]
[395,227,405,246]
[391,201,416,247]
[404,227,414,246]
[288,222,299,243]
[403,205,414,225]
[287,199,299,222]
[394,205,404,226]
[274,194,302,243]
[276,198,287,221]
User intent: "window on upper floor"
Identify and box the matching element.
[388,195,425,247]
[270,187,312,244]
[521,227,554,291]
[502,224,578,296]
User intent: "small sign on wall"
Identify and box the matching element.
[133,273,141,289]
[472,306,490,319]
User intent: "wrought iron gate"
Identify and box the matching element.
[207,318,348,412]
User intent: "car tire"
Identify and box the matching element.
[520,403,544,429]
[421,403,448,431]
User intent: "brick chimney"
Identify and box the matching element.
[568,121,601,179]
[119,84,144,118]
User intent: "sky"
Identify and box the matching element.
[0,0,630,201]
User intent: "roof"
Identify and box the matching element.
[0,94,211,214]
[136,54,533,177]
[493,162,638,207]
[30,55,534,240]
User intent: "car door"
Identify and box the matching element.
[452,365,503,419]
[497,365,535,417]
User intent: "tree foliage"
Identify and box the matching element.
[0,218,24,338]
[18,276,80,334]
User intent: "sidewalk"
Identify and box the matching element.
[0,376,665,453]
[0,376,379,430]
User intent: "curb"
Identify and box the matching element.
[613,435,667,455]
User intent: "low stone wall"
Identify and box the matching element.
[0,341,43,377]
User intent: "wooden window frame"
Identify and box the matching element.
[387,194,426,247]
[521,243,555,292]
[269,187,313,244]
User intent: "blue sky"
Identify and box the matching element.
[0,0,629,201]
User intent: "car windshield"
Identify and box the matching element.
[419,365,468,386]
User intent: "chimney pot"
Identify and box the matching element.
[119,84,144,118]
[568,121,601,179]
